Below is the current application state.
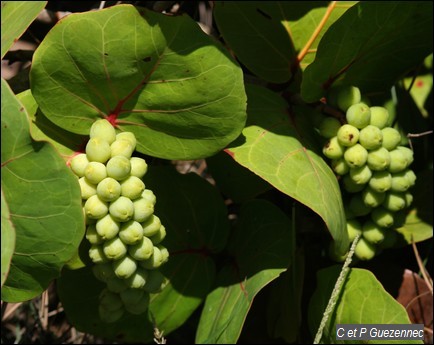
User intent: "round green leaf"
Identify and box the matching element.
[1,79,84,302]
[30,5,247,160]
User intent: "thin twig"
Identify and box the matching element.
[412,240,433,294]
[297,1,337,63]
[99,1,106,10]
[2,302,22,321]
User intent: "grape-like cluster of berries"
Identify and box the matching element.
[69,119,168,323]
[320,86,416,261]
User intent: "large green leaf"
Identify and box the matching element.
[214,2,353,83]
[1,79,84,302]
[1,1,47,59]
[196,199,293,344]
[17,90,88,159]
[227,84,348,255]
[206,151,272,203]
[309,266,420,344]
[30,5,247,160]
[1,188,15,287]
[58,166,228,341]
[301,2,434,102]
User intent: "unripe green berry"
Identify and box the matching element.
[86,224,104,244]
[159,245,169,264]
[119,220,144,245]
[92,262,115,282]
[390,171,412,192]
[142,215,162,237]
[116,132,137,148]
[404,192,413,207]
[346,219,362,242]
[328,85,361,112]
[382,192,407,212]
[96,214,120,240]
[143,270,165,293]
[109,196,134,222]
[362,186,386,208]
[103,237,127,261]
[130,157,148,178]
[90,119,116,144]
[344,144,368,168]
[354,237,376,260]
[99,288,124,311]
[97,177,121,202]
[70,153,89,177]
[367,147,391,171]
[113,255,137,279]
[128,236,154,261]
[349,194,373,217]
[371,207,394,228]
[99,305,124,323]
[342,174,365,193]
[331,158,350,175]
[106,156,131,181]
[132,197,154,222]
[337,124,360,147]
[79,177,97,200]
[84,194,108,219]
[139,246,164,270]
[318,118,341,138]
[323,137,345,159]
[126,267,149,289]
[369,107,389,129]
[89,244,108,264]
[359,125,383,150]
[369,171,392,192]
[149,225,166,245]
[349,165,372,185]
[362,220,385,244]
[388,149,408,173]
[122,290,150,315]
[120,288,144,306]
[346,102,371,129]
[85,137,111,163]
[110,139,135,158]
[141,189,156,205]
[120,176,145,200]
[403,169,417,186]
[396,146,414,166]
[106,277,129,293]
[381,127,401,150]
[84,162,107,185]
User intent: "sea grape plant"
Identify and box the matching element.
[1,1,432,344]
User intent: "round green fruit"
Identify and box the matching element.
[359,125,383,150]
[70,153,89,177]
[344,144,368,168]
[120,176,145,200]
[362,220,386,244]
[346,219,362,242]
[85,137,111,163]
[349,194,373,217]
[143,270,165,293]
[327,85,361,112]
[382,192,407,212]
[90,119,116,144]
[103,237,128,261]
[346,102,371,129]
[368,171,392,192]
[110,139,135,158]
[126,267,149,289]
[109,196,134,222]
[367,147,391,171]
[323,137,345,159]
[369,107,389,129]
[349,165,372,185]
[354,237,376,261]
[388,149,408,173]
[128,236,154,261]
[84,194,108,219]
[318,117,342,138]
[119,220,144,245]
[371,207,394,228]
[142,215,162,237]
[381,127,401,151]
[362,186,386,208]
[132,197,154,223]
[78,177,97,200]
[97,177,121,202]
[337,124,360,147]
[92,262,115,282]
[113,255,137,279]
[96,214,120,240]
[130,157,148,179]
[106,156,131,181]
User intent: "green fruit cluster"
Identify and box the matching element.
[322,86,416,261]
[69,119,169,323]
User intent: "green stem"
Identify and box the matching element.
[313,235,360,344]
